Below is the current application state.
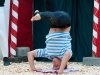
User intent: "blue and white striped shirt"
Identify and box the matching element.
[36,32,72,60]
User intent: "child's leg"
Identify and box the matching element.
[58,50,70,74]
[27,50,36,71]
[27,49,46,71]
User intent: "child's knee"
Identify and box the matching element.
[65,50,70,57]
[27,50,36,57]
[27,51,31,56]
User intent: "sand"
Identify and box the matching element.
[0,60,100,75]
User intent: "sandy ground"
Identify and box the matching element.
[0,60,100,75]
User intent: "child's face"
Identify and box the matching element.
[52,57,61,70]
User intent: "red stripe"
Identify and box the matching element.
[92,51,96,56]
[12,16,18,25]
[94,7,99,17]
[11,28,17,37]
[93,22,98,31]
[13,4,19,13]
[95,0,100,3]
[92,36,97,46]
[11,42,17,50]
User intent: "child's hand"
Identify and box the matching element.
[58,70,63,74]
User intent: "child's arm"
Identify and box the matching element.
[27,50,36,71]
[58,50,70,74]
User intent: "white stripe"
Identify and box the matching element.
[47,44,64,46]
[93,29,97,38]
[94,0,99,10]
[93,15,98,24]
[92,44,97,53]
[47,47,62,49]
[11,34,17,44]
[13,0,19,7]
[10,47,16,55]
[12,10,18,19]
[12,22,17,31]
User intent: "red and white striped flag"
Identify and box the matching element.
[10,0,19,56]
[92,0,100,56]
